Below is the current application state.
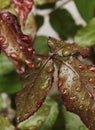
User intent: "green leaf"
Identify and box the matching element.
[0,71,21,94]
[50,9,81,40]
[0,54,15,76]
[0,94,3,111]
[16,58,54,123]
[63,107,88,130]
[0,0,10,9]
[34,0,56,6]
[34,36,49,55]
[35,15,44,29]
[18,96,58,130]
[74,0,95,22]
[0,115,14,130]
[58,57,95,130]
[74,18,95,47]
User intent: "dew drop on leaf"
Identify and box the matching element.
[76,87,81,92]
[88,78,95,83]
[79,105,84,111]
[58,79,63,87]
[79,65,85,70]
[46,63,54,73]
[0,35,5,43]
[63,88,69,96]
[62,50,70,57]
[87,65,95,72]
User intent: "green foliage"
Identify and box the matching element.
[0,0,10,9]
[0,72,21,94]
[18,96,58,130]
[34,36,49,54]
[34,0,56,6]
[0,54,14,76]
[74,0,95,22]
[50,9,81,40]
[0,115,14,130]
[75,18,95,47]
[35,15,44,29]
[63,107,88,130]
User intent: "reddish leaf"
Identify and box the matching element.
[58,57,95,130]
[0,12,34,73]
[11,0,33,25]
[16,57,54,123]
[48,37,90,58]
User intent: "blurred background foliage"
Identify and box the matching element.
[0,0,95,130]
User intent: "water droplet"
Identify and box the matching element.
[89,78,95,83]
[39,83,49,91]
[63,88,69,96]
[36,60,42,69]
[19,45,25,51]
[10,53,19,60]
[81,97,84,101]
[79,65,85,70]
[23,113,29,119]
[58,79,63,87]
[62,50,70,57]
[0,35,5,43]
[76,87,81,92]
[37,120,43,126]
[73,77,78,81]
[79,105,84,111]
[70,95,78,102]
[68,60,72,64]
[25,60,34,68]
[17,117,20,122]
[87,65,95,72]
[46,64,54,73]
[28,47,34,54]
[48,40,55,49]
[2,43,9,49]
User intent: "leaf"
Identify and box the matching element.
[0,0,10,9]
[4,6,37,41]
[11,0,33,24]
[34,0,56,6]
[50,9,81,40]
[0,94,3,111]
[48,37,89,58]
[74,18,95,47]
[35,15,44,29]
[0,71,21,94]
[74,0,95,22]
[34,36,49,55]
[16,57,54,123]
[20,12,37,41]
[0,11,34,72]
[0,115,14,130]
[58,57,95,130]
[18,96,58,130]
[63,107,88,130]
[0,54,14,76]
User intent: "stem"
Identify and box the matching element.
[33,53,49,59]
